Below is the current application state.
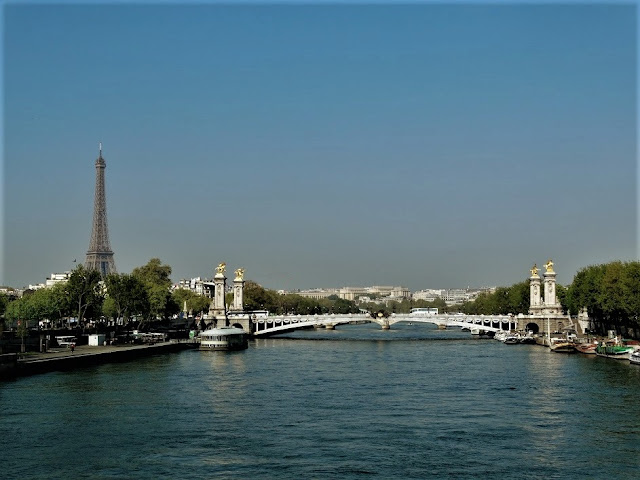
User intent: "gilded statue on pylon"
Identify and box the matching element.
[545,259,554,273]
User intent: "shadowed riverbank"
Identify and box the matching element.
[1,341,196,379]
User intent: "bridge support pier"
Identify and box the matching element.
[325,324,335,330]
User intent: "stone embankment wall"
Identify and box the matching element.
[5,342,194,379]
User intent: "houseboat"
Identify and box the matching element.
[199,327,248,351]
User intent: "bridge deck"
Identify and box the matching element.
[252,313,516,336]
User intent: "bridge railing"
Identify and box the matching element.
[251,313,518,335]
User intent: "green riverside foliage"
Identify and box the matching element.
[460,281,531,315]
[67,264,104,323]
[104,273,150,324]
[172,288,210,316]
[459,262,640,339]
[0,292,8,317]
[3,265,104,328]
[132,258,180,325]
[7,259,639,338]
[567,261,640,338]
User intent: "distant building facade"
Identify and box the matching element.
[412,287,495,305]
[296,285,410,302]
[27,271,72,291]
[174,277,214,297]
[412,289,443,302]
[46,271,72,288]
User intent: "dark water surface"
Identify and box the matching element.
[2,324,640,479]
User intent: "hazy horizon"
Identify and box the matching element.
[3,3,637,291]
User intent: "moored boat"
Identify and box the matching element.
[504,334,520,344]
[494,331,508,342]
[630,350,640,365]
[550,342,575,353]
[199,327,248,351]
[549,337,575,353]
[574,342,597,355]
[595,342,635,360]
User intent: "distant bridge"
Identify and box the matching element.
[251,313,517,336]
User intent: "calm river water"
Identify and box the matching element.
[2,323,640,479]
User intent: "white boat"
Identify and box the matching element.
[630,350,640,365]
[519,335,536,344]
[494,331,508,342]
[470,328,494,338]
[504,334,520,344]
[199,327,248,351]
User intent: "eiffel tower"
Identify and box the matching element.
[85,143,116,276]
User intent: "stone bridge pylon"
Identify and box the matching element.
[524,259,572,334]
[203,263,252,333]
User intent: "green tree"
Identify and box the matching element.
[5,297,24,330]
[507,281,530,314]
[48,282,73,327]
[555,284,569,314]
[172,288,211,316]
[132,258,172,288]
[67,264,104,325]
[243,281,278,312]
[191,294,211,315]
[567,264,606,332]
[132,258,178,325]
[0,292,8,317]
[102,296,119,323]
[104,273,150,325]
[622,262,640,338]
[564,261,640,337]
[16,318,29,353]
[5,298,30,352]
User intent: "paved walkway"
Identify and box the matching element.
[18,342,179,363]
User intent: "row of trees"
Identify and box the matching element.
[459,281,533,316]
[2,259,212,331]
[3,259,639,338]
[565,261,640,337]
[456,261,640,338]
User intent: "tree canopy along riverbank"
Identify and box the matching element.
[565,261,640,338]
[1,260,638,339]
[458,261,640,338]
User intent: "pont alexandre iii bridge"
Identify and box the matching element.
[249,313,517,337]
[205,260,571,337]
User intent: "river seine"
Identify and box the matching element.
[2,323,640,479]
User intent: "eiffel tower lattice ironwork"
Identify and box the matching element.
[85,144,116,276]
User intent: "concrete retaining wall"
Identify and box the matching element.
[14,342,193,378]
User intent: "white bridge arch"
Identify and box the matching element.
[251,313,517,336]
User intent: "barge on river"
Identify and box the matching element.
[199,327,248,351]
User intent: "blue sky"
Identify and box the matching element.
[2,2,637,291]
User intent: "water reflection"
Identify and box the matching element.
[3,330,640,479]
